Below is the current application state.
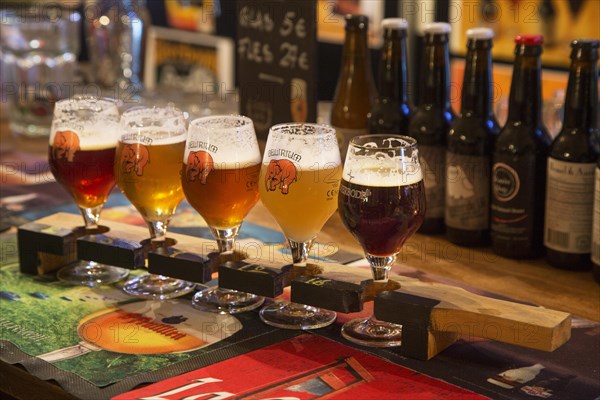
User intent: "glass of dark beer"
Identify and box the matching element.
[182,115,265,313]
[48,96,129,286]
[115,106,196,299]
[338,135,426,347]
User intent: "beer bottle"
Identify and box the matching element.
[593,157,600,282]
[331,14,377,157]
[408,22,455,234]
[367,18,411,134]
[491,35,551,258]
[446,28,500,246]
[544,39,599,270]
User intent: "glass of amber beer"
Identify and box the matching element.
[49,96,129,286]
[259,123,341,329]
[182,115,265,313]
[115,106,195,299]
[338,135,425,347]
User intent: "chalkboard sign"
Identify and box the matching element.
[237,0,318,138]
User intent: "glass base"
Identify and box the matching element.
[122,274,196,300]
[259,301,337,330]
[192,288,265,314]
[56,261,129,287]
[341,317,403,347]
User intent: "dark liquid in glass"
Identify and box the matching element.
[338,179,425,256]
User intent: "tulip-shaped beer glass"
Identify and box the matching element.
[338,135,425,346]
[182,115,264,313]
[259,123,342,329]
[115,107,195,299]
[49,96,129,286]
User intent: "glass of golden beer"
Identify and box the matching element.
[49,96,129,286]
[259,123,342,329]
[182,115,264,313]
[116,106,195,299]
[338,135,425,347]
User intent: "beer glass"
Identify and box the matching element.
[182,115,264,313]
[116,106,195,299]
[49,96,129,286]
[259,123,341,329]
[338,135,425,347]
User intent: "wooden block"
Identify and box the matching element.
[218,260,293,298]
[291,275,364,312]
[77,230,148,270]
[290,265,399,313]
[148,247,211,283]
[374,285,572,353]
[17,216,83,274]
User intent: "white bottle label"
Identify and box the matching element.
[445,153,490,230]
[544,158,595,254]
[592,167,600,265]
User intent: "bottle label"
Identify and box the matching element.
[544,158,595,254]
[592,167,600,264]
[445,153,490,230]
[332,126,367,159]
[419,145,446,218]
[491,156,537,242]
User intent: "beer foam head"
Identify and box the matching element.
[185,115,261,167]
[50,97,121,149]
[120,106,187,145]
[342,135,423,187]
[264,123,341,167]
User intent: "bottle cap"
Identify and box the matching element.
[466,27,494,40]
[571,39,600,49]
[382,18,408,31]
[345,14,369,31]
[423,22,451,35]
[515,35,543,45]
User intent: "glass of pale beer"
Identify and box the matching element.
[259,123,342,329]
[338,135,425,347]
[115,106,195,299]
[182,115,264,313]
[49,96,129,286]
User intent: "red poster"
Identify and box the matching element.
[114,334,488,400]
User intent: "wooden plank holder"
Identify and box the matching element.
[17,213,572,360]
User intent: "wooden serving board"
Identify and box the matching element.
[16,212,571,360]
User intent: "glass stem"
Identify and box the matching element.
[288,238,315,267]
[79,205,103,230]
[366,254,396,282]
[210,226,240,254]
[147,220,168,244]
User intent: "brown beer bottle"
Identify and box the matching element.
[367,18,411,134]
[491,35,551,258]
[408,22,455,234]
[445,28,500,246]
[544,39,599,270]
[593,157,600,282]
[331,14,377,157]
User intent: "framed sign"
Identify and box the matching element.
[144,27,234,94]
[237,0,318,138]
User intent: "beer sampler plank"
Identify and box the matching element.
[17,212,571,360]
